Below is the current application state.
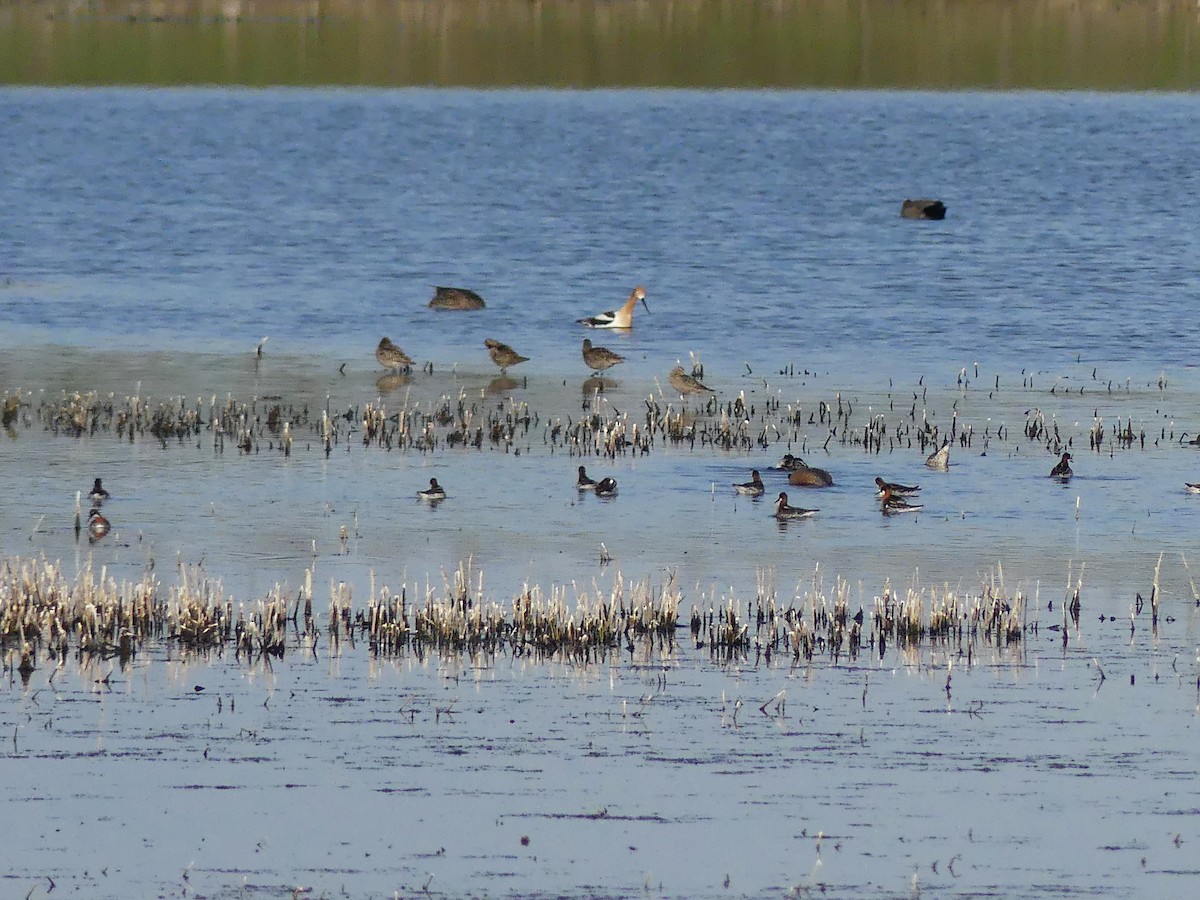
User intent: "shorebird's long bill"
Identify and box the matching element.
[639,297,650,315]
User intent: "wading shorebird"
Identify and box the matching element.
[1050,451,1073,479]
[89,478,110,504]
[595,477,618,498]
[376,337,414,372]
[668,365,714,396]
[582,339,625,375]
[874,476,920,497]
[879,485,923,514]
[925,444,950,471]
[87,508,110,540]
[428,286,486,310]
[733,470,765,497]
[418,478,446,501]
[786,459,834,488]
[577,286,648,329]
[773,492,817,520]
[484,338,529,374]
[576,465,597,490]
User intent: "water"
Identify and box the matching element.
[3,88,1200,898]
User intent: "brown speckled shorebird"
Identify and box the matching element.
[582,339,624,375]
[429,286,486,310]
[484,338,529,373]
[375,337,414,372]
[668,365,714,396]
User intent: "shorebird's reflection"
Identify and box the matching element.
[375,373,411,394]
[582,376,618,396]
[487,375,520,395]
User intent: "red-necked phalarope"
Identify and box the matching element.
[89,478,110,504]
[87,508,111,539]
[595,477,618,498]
[1050,451,1072,479]
[577,466,597,490]
[418,478,446,501]
[733,470,765,496]
[879,485,923,514]
[875,476,920,497]
[773,492,817,520]
[578,287,648,329]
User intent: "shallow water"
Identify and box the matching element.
[3,88,1200,898]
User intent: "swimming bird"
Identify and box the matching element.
[879,485,923,514]
[577,286,648,329]
[786,459,834,488]
[874,476,920,497]
[595,477,618,498]
[429,286,486,310]
[577,466,597,490]
[376,337,414,372]
[89,478,110,504]
[1186,483,1200,494]
[668,365,714,396]
[418,478,446,501]
[87,508,110,540]
[484,338,529,373]
[925,444,950,471]
[1050,451,1073,479]
[901,199,947,220]
[582,339,625,375]
[773,492,817,520]
[733,470,765,497]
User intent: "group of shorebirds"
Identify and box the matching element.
[375,285,718,395]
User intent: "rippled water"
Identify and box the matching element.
[3,89,1200,899]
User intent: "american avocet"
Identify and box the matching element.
[595,477,618,498]
[87,508,110,540]
[874,476,920,497]
[1050,452,1073,479]
[577,286,648,329]
[786,460,834,488]
[418,478,446,501]
[733,470,765,496]
[376,337,414,372]
[582,339,625,375]
[577,466,597,490]
[773,492,817,520]
[879,485,923,514]
[484,338,529,374]
[429,286,486,310]
[89,478,110,504]
[668,365,714,396]
[925,444,950,470]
